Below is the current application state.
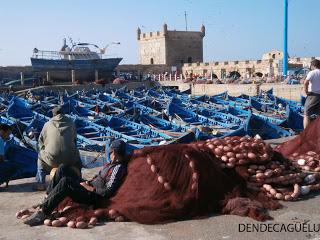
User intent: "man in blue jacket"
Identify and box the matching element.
[24,139,128,226]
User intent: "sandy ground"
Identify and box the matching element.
[1,168,320,240]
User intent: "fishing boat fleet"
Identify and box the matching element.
[0,86,304,182]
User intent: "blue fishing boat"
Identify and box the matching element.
[0,143,38,185]
[93,115,173,145]
[166,101,242,139]
[279,106,304,133]
[245,114,294,139]
[224,114,294,140]
[0,116,38,185]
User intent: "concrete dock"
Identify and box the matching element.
[1,168,320,240]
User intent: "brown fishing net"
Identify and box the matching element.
[275,117,320,157]
[18,122,320,227]
[55,142,280,225]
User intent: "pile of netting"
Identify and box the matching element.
[275,117,320,173]
[16,119,320,228]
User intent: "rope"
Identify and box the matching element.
[83,152,105,168]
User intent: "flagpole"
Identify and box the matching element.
[283,0,288,77]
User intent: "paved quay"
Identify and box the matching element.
[1,167,320,240]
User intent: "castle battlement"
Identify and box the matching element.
[138,31,164,40]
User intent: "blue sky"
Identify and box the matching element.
[0,0,319,66]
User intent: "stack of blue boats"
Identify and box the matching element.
[0,86,304,183]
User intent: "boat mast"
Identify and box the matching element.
[184,11,188,31]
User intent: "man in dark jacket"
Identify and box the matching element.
[24,139,128,226]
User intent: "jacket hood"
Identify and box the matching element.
[50,114,72,135]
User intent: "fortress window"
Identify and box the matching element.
[187,57,192,63]
[150,58,154,64]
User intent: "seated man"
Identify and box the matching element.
[0,124,16,187]
[24,139,128,226]
[34,106,82,190]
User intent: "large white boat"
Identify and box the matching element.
[31,39,122,82]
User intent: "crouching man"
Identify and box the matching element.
[34,106,81,190]
[24,139,128,226]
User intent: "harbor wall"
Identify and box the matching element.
[192,84,259,96]
[259,84,303,101]
[156,81,304,101]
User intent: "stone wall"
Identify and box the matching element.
[156,81,259,96]
[157,80,304,101]
[116,64,172,75]
[165,31,204,66]
[192,83,259,96]
[181,52,320,79]
[138,35,166,65]
[260,84,303,101]
[154,81,191,92]
[182,60,276,79]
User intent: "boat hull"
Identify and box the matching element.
[31,57,122,82]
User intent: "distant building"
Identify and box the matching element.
[137,23,205,66]
[182,50,319,79]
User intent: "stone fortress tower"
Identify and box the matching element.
[137,23,205,66]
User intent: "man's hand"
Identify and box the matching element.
[80,182,95,192]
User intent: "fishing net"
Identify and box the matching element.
[53,142,280,225]
[275,117,320,157]
[274,117,320,172]
[21,129,320,227]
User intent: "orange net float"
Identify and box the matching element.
[44,219,52,226]
[51,220,63,227]
[88,217,98,226]
[76,221,88,229]
[147,156,153,165]
[67,221,76,228]
[163,182,172,191]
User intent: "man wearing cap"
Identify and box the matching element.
[24,139,128,226]
[34,106,81,190]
